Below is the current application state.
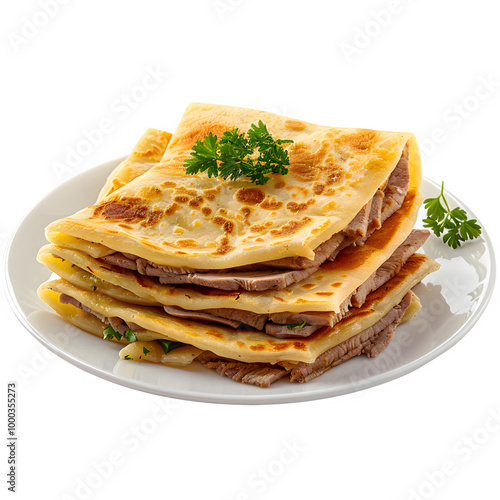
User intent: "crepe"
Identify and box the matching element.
[38,252,438,367]
[97,127,172,201]
[36,103,439,386]
[37,187,421,315]
[45,103,421,270]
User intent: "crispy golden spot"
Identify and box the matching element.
[93,197,149,222]
[176,122,229,150]
[176,239,199,248]
[284,119,306,131]
[295,298,309,304]
[142,240,161,249]
[135,275,152,288]
[141,209,163,227]
[205,329,224,339]
[255,238,264,242]
[240,207,251,218]
[287,199,316,213]
[274,181,286,189]
[270,217,312,237]
[173,195,189,203]
[315,292,334,296]
[214,236,234,255]
[250,344,266,351]
[293,341,307,351]
[138,185,162,199]
[301,283,316,290]
[260,196,283,210]
[201,207,212,216]
[249,223,265,233]
[273,297,286,302]
[203,186,220,201]
[164,203,178,216]
[330,282,342,288]
[288,144,318,182]
[189,196,204,208]
[325,172,342,186]
[212,216,226,226]
[236,341,246,348]
[313,182,325,195]
[161,181,177,188]
[265,221,273,227]
[174,251,188,255]
[223,221,234,233]
[175,186,198,197]
[342,129,377,150]
[219,208,227,215]
[118,224,133,229]
[235,187,265,205]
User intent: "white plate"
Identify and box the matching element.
[5,158,496,404]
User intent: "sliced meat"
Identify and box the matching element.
[108,316,130,334]
[163,305,241,329]
[351,229,429,307]
[358,148,410,245]
[197,352,288,388]
[136,259,196,276]
[157,265,318,292]
[101,253,138,270]
[262,233,344,270]
[152,230,423,339]
[366,189,384,235]
[197,292,413,387]
[59,293,108,322]
[204,308,267,330]
[343,198,372,239]
[59,294,141,334]
[289,291,412,383]
[381,152,410,222]
[265,322,321,338]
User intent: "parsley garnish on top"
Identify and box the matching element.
[184,120,293,185]
[423,182,481,249]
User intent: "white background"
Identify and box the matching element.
[2,1,499,499]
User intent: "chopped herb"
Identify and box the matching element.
[103,326,122,341]
[124,355,132,360]
[93,286,97,291]
[143,346,150,355]
[123,329,137,342]
[287,321,307,329]
[184,120,293,185]
[423,182,482,249]
[157,339,184,354]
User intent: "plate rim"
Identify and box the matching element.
[4,159,497,405]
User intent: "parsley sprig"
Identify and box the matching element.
[423,182,481,249]
[184,121,293,185]
[158,339,184,354]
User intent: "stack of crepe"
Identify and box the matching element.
[37,103,439,388]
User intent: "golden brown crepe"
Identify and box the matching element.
[45,103,421,270]
[97,127,172,201]
[36,103,439,386]
[38,252,437,366]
